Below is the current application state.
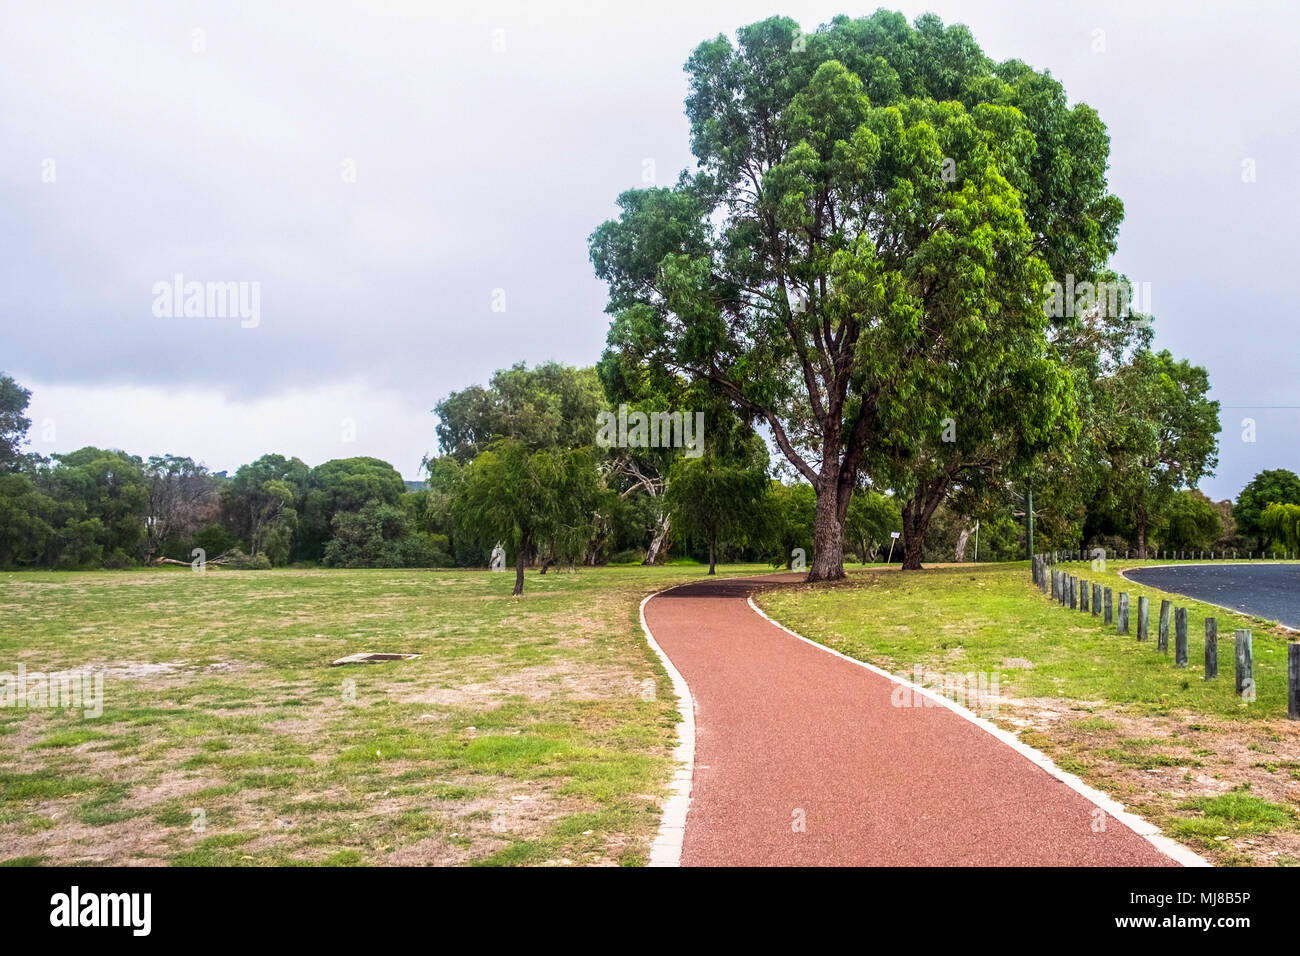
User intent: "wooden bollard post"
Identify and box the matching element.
[1235,630,1254,701]
[1204,619,1217,679]
[1117,592,1129,635]
[1070,576,1078,610]
[1175,607,1188,668]
[1092,583,1101,616]
[1104,588,1113,624]
[1137,596,1149,641]
[1080,579,1089,612]
[1289,644,1300,720]
[1158,599,1172,653]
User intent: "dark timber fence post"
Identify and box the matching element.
[1158,600,1172,653]
[1204,619,1217,679]
[1104,588,1113,625]
[1081,580,1089,612]
[1235,630,1254,701]
[1092,583,1101,617]
[1137,596,1149,642]
[1117,593,1129,635]
[1175,608,1188,668]
[1289,644,1300,719]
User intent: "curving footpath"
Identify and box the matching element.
[643,574,1203,867]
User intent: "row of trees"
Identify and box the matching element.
[6,350,1297,583]
[0,366,907,584]
[0,374,447,570]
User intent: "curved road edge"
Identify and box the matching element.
[742,592,1209,867]
[639,588,696,867]
[1119,564,1298,634]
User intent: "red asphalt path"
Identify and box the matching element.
[644,575,1183,866]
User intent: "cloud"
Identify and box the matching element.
[22,377,436,480]
[1,0,1297,497]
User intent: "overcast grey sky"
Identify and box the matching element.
[2,0,1296,499]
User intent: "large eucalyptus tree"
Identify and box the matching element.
[591,12,1121,579]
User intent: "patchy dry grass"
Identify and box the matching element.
[0,562,766,867]
[757,561,1300,866]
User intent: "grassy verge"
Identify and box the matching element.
[756,560,1300,866]
[0,562,767,867]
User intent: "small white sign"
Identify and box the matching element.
[890,531,901,539]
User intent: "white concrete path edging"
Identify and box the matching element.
[639,588,695,867]
[745,594,1210,868]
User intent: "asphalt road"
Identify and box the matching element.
[644,574,1181,866]
[1124,563,1300,628]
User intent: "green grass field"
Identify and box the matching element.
[0,563,766,867]
[5,558,1299,867]
[757,560,1300,866]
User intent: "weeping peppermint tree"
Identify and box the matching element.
[591,12,1118,580]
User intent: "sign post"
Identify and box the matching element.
[887,531,901,565]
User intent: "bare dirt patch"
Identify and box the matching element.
[400,663,642,709]
[995,694,1300,865]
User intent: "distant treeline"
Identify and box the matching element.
[1,368,1295,574]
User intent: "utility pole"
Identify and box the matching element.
[1026,486,1034,559]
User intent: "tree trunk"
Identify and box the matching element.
[807,479,847,582]
[513,537,527,596]
[901,525,925,570]
[955,526,972,563]
[899,478,953,571]
[1136,501,1148,560]
[644,512,670,565]
[707,536,716,575]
